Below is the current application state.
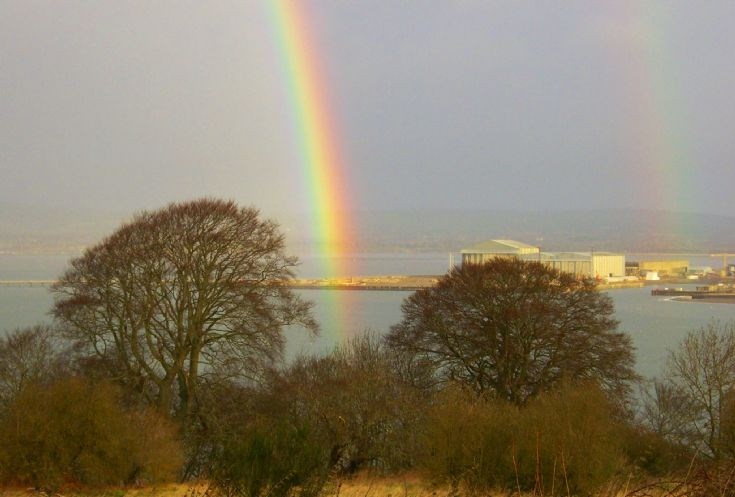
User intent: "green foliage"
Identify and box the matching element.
[207,417,332,497]
[0,377,183,490]
[420,382,627,496]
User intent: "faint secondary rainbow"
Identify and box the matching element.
[607,2,697,238]
[269,1,353,278]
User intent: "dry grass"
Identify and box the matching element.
[327,473,443,497]
[0,483,204,497]
[0,476,693,497]
[0,478,524,497]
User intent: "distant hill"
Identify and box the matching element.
[0,203,125,254]
[345,209,735,253]
[2,203,734,254]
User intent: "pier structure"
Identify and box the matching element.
[287,275,438,291]
[0,280,56,287]
[0,275,642,291]
[0,277,438,290]
[651,286,735,300]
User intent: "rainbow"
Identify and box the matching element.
[269,1,356,342]
[269,1,353,278]
[606,3,695,239]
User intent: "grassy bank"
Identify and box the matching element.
[3,471,731,497]
[0,478,559,497]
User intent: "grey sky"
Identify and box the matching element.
[2,1,734,217]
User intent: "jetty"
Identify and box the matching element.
[0,276,439,291]
[1,276,644,291]
[652,285,735,302]
[0,277,436,290]
[0,280,56,287]
[288,275,439,291]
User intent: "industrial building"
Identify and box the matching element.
[461,240,625,278]
[638,260,689,277]
[529,251,625,279]
[460,239,540,265]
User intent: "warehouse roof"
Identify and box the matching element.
[521,251,623,261]
[461,239,539,254]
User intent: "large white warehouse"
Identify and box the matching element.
[460,239,540,265]
[461,240,625,278]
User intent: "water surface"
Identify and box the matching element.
[2,255,734,380]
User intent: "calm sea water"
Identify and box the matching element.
[2,254,734,379]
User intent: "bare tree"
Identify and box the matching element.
[639,379,700,450]
[385,258,638,405]
[663,320,735,458]
[52,199,317,416]
[0,324,60,409]
[259,332,429,473]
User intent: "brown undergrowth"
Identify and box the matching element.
[0,474,714,497]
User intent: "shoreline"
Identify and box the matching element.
[0,277,653,291]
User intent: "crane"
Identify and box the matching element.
[710,253,735,272]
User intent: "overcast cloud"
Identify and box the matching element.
[1,1,734,216]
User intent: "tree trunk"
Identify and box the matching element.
[186,346,201,415]
[157,378,174,416]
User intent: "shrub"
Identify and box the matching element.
[207,417,333,497]
[620,425,692,477]
[0,377,182,489]
[181,333,430,481]
[626,459,735,497]
[420,382,627,496]
[520,381,627,495]
[0,324,62,410]
[258,332,430,474]
[662,320,735,459]
[419,386,516,487]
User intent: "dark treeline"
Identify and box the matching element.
[1,199,735,496]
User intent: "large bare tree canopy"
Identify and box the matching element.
[385,258,637,404]
[52,199,317,415]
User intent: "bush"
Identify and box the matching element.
[626,459,735,497]
[180,378,260,479]
[521,382,627,495]
[661,320,735,459]
[181,332,431,481]
[419,387,517,488]
[208,417,333,497]
[258,332,430,474]
[620,425,692,477]
[0,324,62,410]
[0,377,183,489]
[420,382,627,496]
